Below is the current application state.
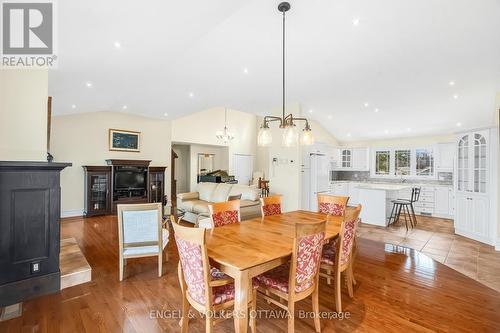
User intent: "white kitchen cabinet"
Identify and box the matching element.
[436,143,455,171]
[330,147,340,169]
[330,182,349,196]
[352,148,369,171]
[348,182,360,204]
[340,149,352,168]
[455,129,494,245]
[434,186,450,217]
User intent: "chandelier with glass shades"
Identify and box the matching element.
[257,2,314,147]
[216,108,235,144]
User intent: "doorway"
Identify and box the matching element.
[233,154,253,186]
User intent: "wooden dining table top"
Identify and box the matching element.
[205,210,343,271]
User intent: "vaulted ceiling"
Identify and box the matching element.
[49,0,500,141]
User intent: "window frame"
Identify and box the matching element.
[371,146,436,179]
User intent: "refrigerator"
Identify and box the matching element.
[302,153,330,211]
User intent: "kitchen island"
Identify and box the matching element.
[356,183,412,226]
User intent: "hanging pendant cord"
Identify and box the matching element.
[282,10,286,124]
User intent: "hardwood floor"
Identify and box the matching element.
[1,214,499,332]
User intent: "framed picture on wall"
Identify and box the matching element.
[109,129,141,152]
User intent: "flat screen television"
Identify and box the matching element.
[114,166,147,190]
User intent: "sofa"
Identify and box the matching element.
[177,182,262,224]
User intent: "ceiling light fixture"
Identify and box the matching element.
[352,17,360,26]
[243,68,249,74]
[164,113,169,117]
[364,102,369,107]
[308,109,313,113]
[384,130,389,134]
[456,122,462,127]
[189,92,194,98]
[374,108,379,113]
[449,80,455,86]
[216,108,235,144]
[347,133,352,137]
[257,2,313,147]
[453,94,459,99]
[86,82,93,88]
[328,115,333,119]
[114,41,121,48]
[71,104,76,109]
[122,105,128,110]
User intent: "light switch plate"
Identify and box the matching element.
[31,262,40,273]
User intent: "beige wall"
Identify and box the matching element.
[51,111,172,216]
[172,144,190,194]
[172,107,257,173]
[0,69,48,161]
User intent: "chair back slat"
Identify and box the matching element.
[317,194,349,216]
[411,187,421,203]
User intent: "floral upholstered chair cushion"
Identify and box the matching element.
[255,231,325,293]
[317,195,349,216]
[262,203,281,216]
[321,218,359,266]
[175,235,206,305]
[211,210,239,227]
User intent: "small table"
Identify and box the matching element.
[205,210,343,333]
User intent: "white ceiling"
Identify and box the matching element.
[49,0,500,141]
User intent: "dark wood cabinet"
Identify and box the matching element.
[0,161,71,307]
[83,161,167,216]
[83,166,111,217]
[149,167,166,204]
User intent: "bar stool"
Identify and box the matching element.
[389,187,420,231]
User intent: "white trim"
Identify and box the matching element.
[61,209,84,218]
[455,228,495,246]
[495,239,500,252]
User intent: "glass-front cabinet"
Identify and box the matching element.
[149,167,166,204]
[455,129,492,245]
[341,149,352,168]
[83,166,111,217]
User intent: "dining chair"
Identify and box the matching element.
[117,203,168,281]
[208,200,241,227]
[319,204,362,313]
[317,194,349,217]
[260,194,282,216]
[254,220,326,333]
[172,222,257,333]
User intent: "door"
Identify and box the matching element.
[233,154,253,186]
[454,194,470,230]
[472,196,489,237]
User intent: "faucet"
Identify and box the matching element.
[401,177,407,183]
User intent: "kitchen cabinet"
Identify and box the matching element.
[436,143,455,171]
[333,147,369,171]
[455,129,495,245]
[434,186,450,217]
[330,182,349,196]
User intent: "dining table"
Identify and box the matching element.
[205,209,344,333]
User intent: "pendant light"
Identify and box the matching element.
[257,2,314,147]
[216,108,234,144]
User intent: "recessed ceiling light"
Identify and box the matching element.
[122,105,128,110]
[374,108,379,113]
[453,94,459,99]
[243,68,249,74]
[163,113,169,117]
[71,104,76,109]
[347,133,351,137]
[328,115,332,120]
[308,109,313,113]
[352,17,360,26]
[114,41,121,48]
[189,92,194,98]
[449,80,455,86]
[86,82,93,88]
[384,130,389,134]
[363,102,369,107]
[407,128,411,132]
[456,122,462,127]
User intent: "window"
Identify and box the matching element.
[415,148,434,176]
[375,151,390,175]
[395,149,411,176]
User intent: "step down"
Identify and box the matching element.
[60,238,91,290]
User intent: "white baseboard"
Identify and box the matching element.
[455,228,495,246]
[61,209,84,218]
[496,239,500,252]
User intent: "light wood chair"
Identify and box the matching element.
[317,194,349,217]
[255,221,326,333]
[260,194,282,217]
[117,203,168,281]
[208,200,241,227]
[172,222,257,333]
[319,205,362,313]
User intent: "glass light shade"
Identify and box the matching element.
[282,125,299,147]
[257,126,273,146]
[301,128,314,145]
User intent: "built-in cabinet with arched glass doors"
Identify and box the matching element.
[455,130,491,244]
